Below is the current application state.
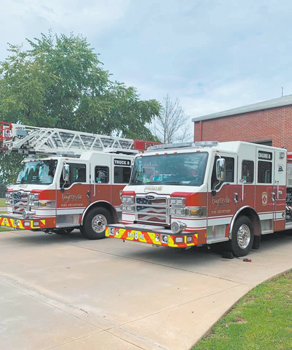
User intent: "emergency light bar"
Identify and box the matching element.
[194,141,219,147]
[147,141,219,151]
[147,142,194,151]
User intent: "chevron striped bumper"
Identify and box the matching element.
[0,215,55,230]
[106,224,198,248]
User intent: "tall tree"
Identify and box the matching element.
[0,31,161,183]
[0,31,160,138]
[151,94,192,143]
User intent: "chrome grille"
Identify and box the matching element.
[11,191,29,214]
[136,194,169,225]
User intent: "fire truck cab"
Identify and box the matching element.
[3,150,135,239]
[106,141,289,256]
[0,121,160,239]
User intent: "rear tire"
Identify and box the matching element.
[81,207,112,240]
[230,216,254,257]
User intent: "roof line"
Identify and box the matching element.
[192,94,292,122]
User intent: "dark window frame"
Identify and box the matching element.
[114,166,131,184]
[257,161,272,184]
[242,160,254,183]
[60,163,87,188]
[95,166,109,184]
[211,156,235,190]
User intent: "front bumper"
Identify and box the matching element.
[106,224,198,248]
[0,214,55,230]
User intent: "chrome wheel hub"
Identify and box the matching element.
[237,224,251,249]
[91,214,107,233]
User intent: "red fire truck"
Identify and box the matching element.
[106,141,292,256]
[0,121,159,239]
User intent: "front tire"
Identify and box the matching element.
[81,207,112,240]
[230,216,254,257]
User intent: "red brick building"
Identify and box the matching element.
[192,95,292,151]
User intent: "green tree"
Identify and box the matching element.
[0,153,23,184]
[0,31,160,137]
[0,31,160,183]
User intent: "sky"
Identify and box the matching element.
[1,0,292,131]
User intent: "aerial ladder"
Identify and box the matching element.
[0,121,153,156]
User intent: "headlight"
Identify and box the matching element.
[170,208,185,216]
[29,193,39,201]
[170,197,185,206]
[121,204,135,212]
[29,193,40,207]
[122,196,135,204]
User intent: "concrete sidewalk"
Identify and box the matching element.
[0,229,292,350]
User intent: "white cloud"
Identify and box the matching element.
[1,0,292,136]
[0,0,130,56]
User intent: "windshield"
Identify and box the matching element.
[16,159,58,185]
[130,152,208,186]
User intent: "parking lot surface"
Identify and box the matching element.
[1,229,292,350]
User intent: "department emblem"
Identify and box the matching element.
[262,192,268,206]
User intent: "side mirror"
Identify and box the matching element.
[216,158,225,182]
[62,163,70,182]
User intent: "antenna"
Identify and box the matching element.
[282,87,283,97]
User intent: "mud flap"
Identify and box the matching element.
[252,235,261,250]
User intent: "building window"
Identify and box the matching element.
[258,161,272,183]
[242,160,254,183]
[114,166,131,184]
[95,166,109,183]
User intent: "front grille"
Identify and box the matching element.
[136,194,169,225]
[11,191,29,214]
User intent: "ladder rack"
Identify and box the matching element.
[0,122,137,156]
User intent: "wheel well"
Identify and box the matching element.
[81,202,118,226]
[230,207,261,238]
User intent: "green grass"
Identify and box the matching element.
[193,270,292,350]
[0,198,6,207]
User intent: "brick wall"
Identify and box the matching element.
[194,105,292,151]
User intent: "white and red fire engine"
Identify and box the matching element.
[0,121,159,239]
[106,141,292,256]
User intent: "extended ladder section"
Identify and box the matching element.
[0,122,138,156]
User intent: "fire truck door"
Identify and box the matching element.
[255,149,276,233]
[208,156,237,243]
[57,163,90,227]
[273,149,286,231]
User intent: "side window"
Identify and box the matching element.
[258,161,272,183]
[242,160,254,183]
[74,164,86,183]
[225,157,235,183]
[211,156,234,190]
[95,166,109,183]
[114,166,131,184]
[60,163,86,187]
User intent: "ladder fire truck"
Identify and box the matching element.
[0,121,159,239]
[106,141,292,256]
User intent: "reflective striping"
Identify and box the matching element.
[106,227,198,248]
[0,216,48,229]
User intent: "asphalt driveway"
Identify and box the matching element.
[1,229,292,350]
